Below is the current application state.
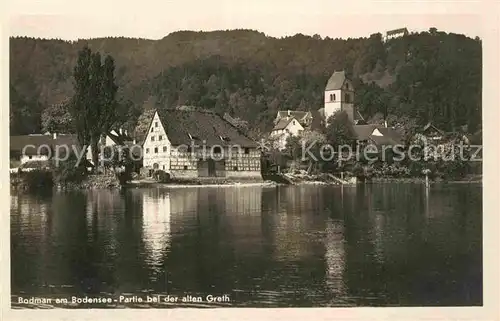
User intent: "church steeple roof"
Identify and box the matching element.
[325,70,347,91]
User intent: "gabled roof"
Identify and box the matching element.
[107,131,133,145]
[10,134,82,156]
[18,160,52,169]
[355,110,365,122]
[272,117,295,131]
[369,127,403,146]
[10,135,51,155]
[352,124,377,141]
[386,28,408,36]
[422,122,445,135]
[276,110,312,121]
[53,134,83,156]
[325,71,347,91]
[153,108,257,147]
[223,113,249,129]
[375,127,403,144]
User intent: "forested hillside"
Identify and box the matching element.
[10,28,482,137]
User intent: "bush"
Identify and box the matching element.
[408,161,425,177]
[53,158,88,185]
[153,170,171,183]
[115,166,133,185]
[19,169,54,192]
[352,164,365,178]
[441,159,470,179]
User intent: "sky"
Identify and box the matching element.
[5,0,491,40]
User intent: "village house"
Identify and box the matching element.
[274,110,313,128]
[349,124,403,148]
[269,111,308,150]
[411,122,478,161]
[266,70,404,154]
[10,128,141,173]
[85,128,138,165]
[384,27,409,42]
[142,107,261,180]
[10,134,53,166]
[369,126,404,147]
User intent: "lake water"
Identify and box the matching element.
[10,183,482,307]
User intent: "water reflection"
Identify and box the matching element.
[324,218,346,304]
[10,183,482,307]
[141,189,172,271]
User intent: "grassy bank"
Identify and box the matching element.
[10,169,123,193]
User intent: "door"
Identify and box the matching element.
[208,159,216,177]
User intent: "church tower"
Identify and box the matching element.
[323,70,357,123]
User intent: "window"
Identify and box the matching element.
[155,122,158,127]
[244,148,250,154]
[151,127,153,133]
[346,83,349,90]
[233,166,238,171]
[293,120,296,125]
[162,165,165,170]
[159,135,162,141]
[154,147,158,153]
[183,165,188,170]
[146,148,149,154]
[29,156,32,159]
[151,136,155,141]
[345,93,350,103]
[213,146,222,154]
[330,94,333,102]
[163,146,167,152]
[186,146,192,153]
[333,94,336,101]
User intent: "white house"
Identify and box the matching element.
[273,110,313,128]
[85,128,136,165]
[9,133,83,170]
[142,107,261,180]
[269,116,305,150]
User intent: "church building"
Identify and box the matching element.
[319,70,363,124]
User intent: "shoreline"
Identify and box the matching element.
[125,180,281,189]
[10,173,482,193]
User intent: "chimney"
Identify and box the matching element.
[119,127,123,135]
[133,139,137,145]
[53,132,57,140]
[287,110,291,116]
[384,120,388,128]
[124,129,128,136]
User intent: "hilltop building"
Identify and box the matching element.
[142,107,261,180]
[384,28,409,42]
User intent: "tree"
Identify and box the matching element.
[69,46,118,170]
[133,108,156,143]
[41,102,74,133]
[283,129,328,174]
[324,111,356,147]
[10,31,481,137]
